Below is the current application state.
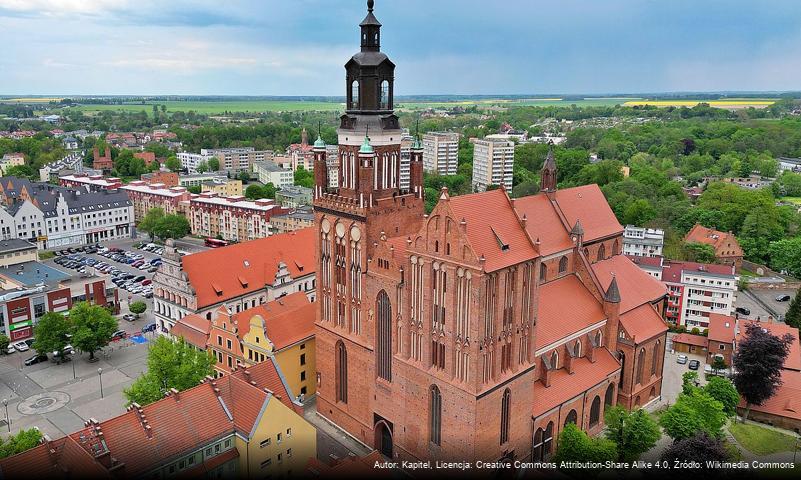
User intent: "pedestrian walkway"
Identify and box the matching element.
[302,397,372,462]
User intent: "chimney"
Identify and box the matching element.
[170,387,179,400]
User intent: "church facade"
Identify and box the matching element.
[314,1,669,462]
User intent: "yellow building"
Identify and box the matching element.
[240,291,317,399]
[201,178,244,197]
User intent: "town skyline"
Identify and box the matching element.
[2,0,801,96]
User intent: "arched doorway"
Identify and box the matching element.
[375,421,393,458]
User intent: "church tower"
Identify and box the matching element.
[540,143,557,193]
[314,0,425,459]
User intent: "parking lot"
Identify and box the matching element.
[748,287,798,320]
[662,333,710,405]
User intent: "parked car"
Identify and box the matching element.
[775,294,792,302]
[123,314,136,322]
[688,360,700,370]
[141,279,152,286]
[24,353,48,366]
[677,354,688,364]
[24,338,35,348]
[134,275,146,283]
[142,322,158,333]
[735,306,751,316]
[11,340,29,352]
[111,330,128,341]
[5,344,16,354]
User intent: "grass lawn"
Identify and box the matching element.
[728,422,798,456]
[781,196,801,205]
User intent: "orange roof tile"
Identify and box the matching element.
[592,255,667,314]
[448,188,538,272]
[738,368,801,421]
[532,348,620,418]
[553,185,623,242]
[513,193,574,255]
[263,300,315,350]
[182,228,316,308]
[707,313,736,344]
[672,333,708,348]
[619,303,668,343]
[171,314,211,349]
[684,224,742,256]
[230,357,301,414]
[233,291,311,341]
[536,274,606,351]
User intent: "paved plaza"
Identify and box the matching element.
[0,334,152,439]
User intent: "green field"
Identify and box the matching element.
[728,422,798,456]
[66,100,346,115]
[780,196,801,205]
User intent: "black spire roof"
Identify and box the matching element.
[360,0,381,26]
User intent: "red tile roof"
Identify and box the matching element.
[738,368,801,421]
[536,274,606,351]
[672,333,709,348]
[684,224,743,257]
[553,185,623,242]
[513,193,574,256]
[447,188,538,272]
[592,255,667,314]
[707,313,736,344]
[260,298,315,350]
[234,290,311,341]
[619,303,668,343]
[626,255,663,268]
[182,228,316,308]
[231,357,302,414]
[532,348,620,418]
[171,314,212,349]
[660,260,735,284]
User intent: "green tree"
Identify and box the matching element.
[660,389,726,440]
[124,337,215,406]
[238,171,251,183]
[0,428,43,459]
[622,198,656,226]
[165,155,181,172]
[129,301,147,319]
[704,376,739,416]
[196,160,208,173]
[604,406,661,462]
[138,207,165,240]
[187,185,201,194]
[683,242,716,263]
[32,312,70,355]
[785,288,801,331]
[682,371,700,395]
[153,214,190,240]
[245,184,265,200]
[207,157,220,171]
[711,356,728,373]
[2,165,37,180]
[0,334,8,355]
[769,237,801,279]
[293,167,313,188]
[69,302,118,361]
[553,422,617,467]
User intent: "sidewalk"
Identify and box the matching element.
[302,397,372,461]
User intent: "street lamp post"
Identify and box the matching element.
[72,358,76,380]
[98,368,104,399]
[2,398,9,433]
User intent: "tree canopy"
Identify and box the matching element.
[733,322,793,419]
[604,406,661,462]
[69,302,118,361]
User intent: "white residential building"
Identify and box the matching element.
[422,132,458,175]
[471,137,514,192]
[177,152,215,174]
[400,133,413,191]
[325,145,339,189]
[253,161,294,188]
[623,225,665,257]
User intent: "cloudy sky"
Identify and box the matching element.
[1,0,800,96]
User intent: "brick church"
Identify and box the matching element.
[314,1,669,463]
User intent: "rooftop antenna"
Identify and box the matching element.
[317,120,322,138]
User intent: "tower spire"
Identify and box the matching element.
[540,141,558,193]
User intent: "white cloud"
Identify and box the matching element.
[0,0,131,16]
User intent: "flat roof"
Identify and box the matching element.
[0,239,37,254]
[0,261,71,287]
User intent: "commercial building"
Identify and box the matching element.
[0,239,37,267]
[684,223,744,270]
[152,230,316,334]
[188,193,288,242]
[422,131,458,175]
[0,261,119,340]
[269,207,314,234]
[312,3,669,462]
[120,181,191,222]
[471,137,514,192]
[0,177,134,249]
[622,225,664,257]
[275,186,312,208]
[0,360,317,479]
[630,256,737,328]
[200,178,244,197]
[253,161,294,188]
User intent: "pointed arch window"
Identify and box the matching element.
[429,385,442,446]
[380,80,390,109]
[597,244,606,261]
[500,388,511,445]
[589,395,601,427]
[558,256,568,273]
[539,262,547,282]
[336,341,348,403]
[651,340,660,376]
[604,383,615,407]
[377,290,392,381]
[543,422,554,457]
[636,348,646,385]
[564,409,578,427]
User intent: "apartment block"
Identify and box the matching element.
[253,161,294,188]
[120,181,192,222]
[422,131,458,175]
[623,225,664,257]
[471,137,514,191]
[189,193,289,242]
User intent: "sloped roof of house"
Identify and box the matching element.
[536,274,606,351]
[592,255,667,314]
[182,228,316,308]
[619,303,668,343]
